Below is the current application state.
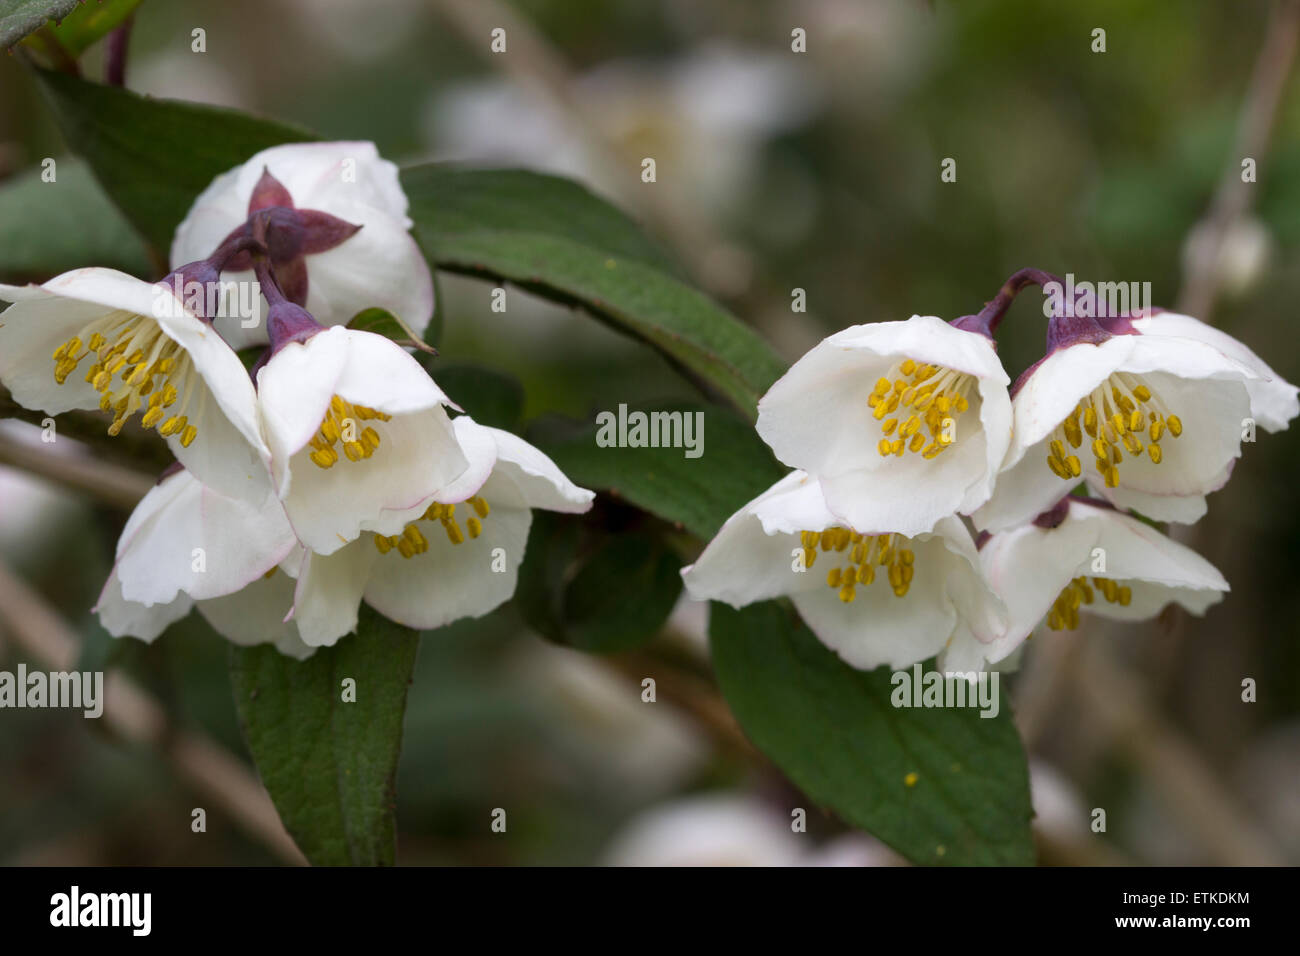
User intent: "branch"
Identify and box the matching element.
[1177,0,1300,317]
[0,430,154,509]
[0,559,306,865]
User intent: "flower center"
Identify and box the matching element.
[1045,373,1183,486]
[868,358,973,460]
[799,527,915,602]
[51,310,200,446]
[373,495,491,558]
[1047,575,1132,630]
[307,395,392,468]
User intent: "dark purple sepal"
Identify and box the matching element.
[1045,311,1113,353]
[297,209,364,254]
[1096,306,1163,336]
[1031,497,1072,529]
[157,460,186,485]
[214,178,362,307]
[156,259,221,321]
[950,312,997,342]
[266,300,326,354]
[248,167,295,213]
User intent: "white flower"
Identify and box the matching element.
[680,471,1005,671]
[1107,310,1299,432]
[756,316,1012,536]
[255,324,470,554]
[95,468,313,659]
[171,141,433,349]
[0,268,270,499]
[974,325,1263,531]
[945,497,1228,673]
[288,416,595,647]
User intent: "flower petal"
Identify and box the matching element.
[290,543,380,647]
[469,419,596,513]
[95,569,193,642]
[258,328,469,552]
[756,316,1007,478]
[1132,312,1298,432]
[362,471,533,630]
[791,547,955,670]
[197,569,315,659]
[680,471,826,607]
[115,470,297,607]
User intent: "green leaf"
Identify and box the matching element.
[47,0,140,56]
[229,606,419,866]
[401,165,787,416]
[430,362,524,432]
[347,307,436,354]
[35,69,315,257]
[0,0,77,50]
[709,601,1036,866]
[563,531,682,653]
[528,402,785,541]
[0,157,153,280]
[518,513,682,654]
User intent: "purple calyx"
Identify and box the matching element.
[950,267,1063,341]
[254,258,326,353]
[217,167,363,307]
[1031,494,1118,529]
[158,232,265,322]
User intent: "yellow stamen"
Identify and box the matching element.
[1044,373,1184,488]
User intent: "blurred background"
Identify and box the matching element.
[1,0,1298,865]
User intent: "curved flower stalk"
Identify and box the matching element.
[974,311,1266,531]
[0,268,271,500]
[756,316,1012,536]
[945,497,1228,673]
[681,470,1005,671]
[171,141,433,349]
[254,284,468,555]
[95,468,313,659]
[287,416,595,647]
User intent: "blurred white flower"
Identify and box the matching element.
[756,316,1012,536]
[425,45,820,217]
[681,471,1005,671]
[601,795,805,867]
[1181,216,1273,300]
[602,793,899,866]
[286,0,425,62]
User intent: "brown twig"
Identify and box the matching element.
[0,559,306,865]
[1074,635,1283,866]
[1177,0,1300,317]
[0,431,154,509]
